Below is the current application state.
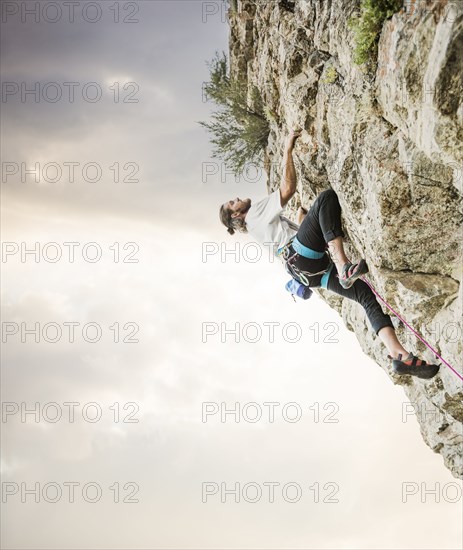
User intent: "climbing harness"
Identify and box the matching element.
[278,237,333,287]
[361,276,462,382]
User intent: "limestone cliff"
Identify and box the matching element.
[228,0,463,477]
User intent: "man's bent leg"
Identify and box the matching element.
[297,189,361,278]
[327,236,349,276]
[297,189,345,252]
[326,272,395,337]
[326,273,439,377]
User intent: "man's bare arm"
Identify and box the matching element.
[279,130,301,207]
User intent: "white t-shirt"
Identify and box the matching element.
[245,189,298,255]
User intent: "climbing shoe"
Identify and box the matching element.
[339,259,369,289]
[389,352,440,379]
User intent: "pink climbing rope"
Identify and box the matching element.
[361,276,463,382]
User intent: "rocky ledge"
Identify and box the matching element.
[228,0,462,477]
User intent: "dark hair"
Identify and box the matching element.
[219,203,248,235]
[219,204,235,235]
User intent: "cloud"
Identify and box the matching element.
[2,2,462,549]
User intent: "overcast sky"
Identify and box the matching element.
[1,1,462,549]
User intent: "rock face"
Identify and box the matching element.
[228,0,462,477]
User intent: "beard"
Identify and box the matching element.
[240,199,251,214]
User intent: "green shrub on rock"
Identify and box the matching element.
[349,0,403,65]
[199,52,270,176]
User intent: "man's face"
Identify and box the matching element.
[224,197,251,218]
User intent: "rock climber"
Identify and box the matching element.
[219,130,440,379]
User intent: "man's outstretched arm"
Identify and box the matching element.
[279,130,301,207]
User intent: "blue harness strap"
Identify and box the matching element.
[320,264,334,289]
[291,236,325,259]
[279,235,335,294]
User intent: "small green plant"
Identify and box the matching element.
[348,0,403,65]
[322,66,338,84]
[199,52,270,176]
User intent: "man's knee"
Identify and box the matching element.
[321,188,336,197]
[353,279,376,305]
[319,188,338,204]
